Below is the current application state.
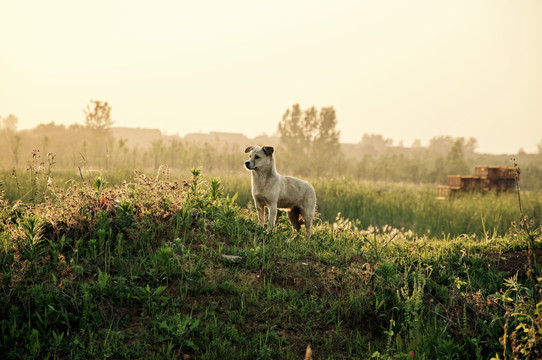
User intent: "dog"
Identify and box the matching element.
[244,145,316,239]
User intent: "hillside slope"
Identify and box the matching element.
[1,171,540,359]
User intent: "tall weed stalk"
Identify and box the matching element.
[512,158,539,301]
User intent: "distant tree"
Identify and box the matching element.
[83,100,114,166]
[359,133,393,157]
[313,107,340,154]
[312,107,342,174]
[42,136,49,154]
[430,156,447,183]
[167,139,180,169]
[84,100,114,133]
[35,122,66,133]
[1,114,18,131]
[464,137,478,153]
[278,104,315,174]
[278,104,343,175]
[428,136,478,156]
[538,139,542,154]
[445,139,469,175]
[151,139,166,170]
[116,138,128,167]
[11,134,21,166]
[404,157,426,184]
[278,104,317,158]
[428,136,455,156]
[118,138,127,153]
[81,140,88,157]
[132,145,139,169]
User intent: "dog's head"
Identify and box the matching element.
[244,145,274,171]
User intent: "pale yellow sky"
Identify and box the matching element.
[1,0,541,154]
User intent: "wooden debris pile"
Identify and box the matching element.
[438,166,517,198]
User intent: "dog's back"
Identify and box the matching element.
[277,176,316,212]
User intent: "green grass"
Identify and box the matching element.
[1,169,542,359]
[218,175,542,237]
[3,167,540,237]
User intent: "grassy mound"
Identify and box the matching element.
[1,170,541,359]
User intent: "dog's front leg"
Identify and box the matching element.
[257,206,266,227]
[267,205,278,233]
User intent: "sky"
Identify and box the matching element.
[1,0,541,155]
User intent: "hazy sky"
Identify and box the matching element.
[1,1,541,154]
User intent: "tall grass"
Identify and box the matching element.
[2,165,540,237]
[218,175,542,237]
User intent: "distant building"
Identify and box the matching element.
[252,133,280,147]
[183,132,250,149]
[111,127,163,148]
[110,128,278,152]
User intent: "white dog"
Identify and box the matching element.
[244,145,316,239]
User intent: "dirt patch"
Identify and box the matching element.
[491,249,542,277]
[238,270,265,287]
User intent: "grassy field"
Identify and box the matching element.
[1,168,542,359]
[218,175,541,237]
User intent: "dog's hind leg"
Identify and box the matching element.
[300,209,314,239]
[288,207,302,232]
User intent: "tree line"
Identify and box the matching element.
[1,101,542,190]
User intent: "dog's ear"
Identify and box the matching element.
[262,146,274,156]
[244,146,254,153]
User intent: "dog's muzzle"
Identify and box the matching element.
[245,161,255,170]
